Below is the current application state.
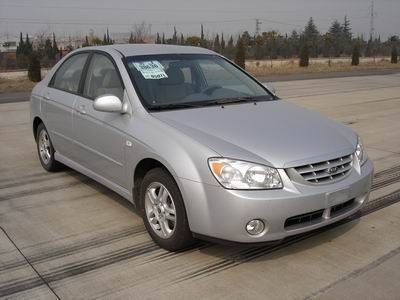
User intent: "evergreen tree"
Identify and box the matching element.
[103,34,107,45]
[228,35,234,47]
[213,34,221,53]
[299,44,309,67]
[254,35,264,59]
[234,36,246,69]
[302,17,319,57]
[106,28,111,44]
[172,27,178,44]
[365,38,373,57]
[28,52,41,82]
[221,33,226,52]
[44,37,53,59]
[200,24,207,48]
[156,32,161,44]
[52,33,60,59]
[180,33,185,45]
[82,35,90,47]
[162,33,165,44]
[24,34,33,57]
[16,32,24,57]
[129,32,135,44]
[391,45,398,64]
[351,42,360,66]
[342,16,352,55]
[328,20,343,57]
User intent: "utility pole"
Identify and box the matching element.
[255,19,262,36]
[369,1,377,63]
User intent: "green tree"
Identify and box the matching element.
[24,34,33,57]
[162,33,166,44]
[391,45,398,64]
[172,27,178,44]
[328,20,343,57]
[213,34,221,53]
[180,33,185,45]
[299,44,309,67]
[186,36,201,46]
[129,32,135,44]
[52,33,60,59]
[155,32,161,44]
[342,16,352,55]
[28,52,41,82]
[302,17,320,57]
[254,35,264,59]
[234,37,246,69]
[351,42,360,66]
[16,32,28,68]
[44,37,53,59]
[221,33,226,53]
[390,35,398,64]
[82,35,90,47]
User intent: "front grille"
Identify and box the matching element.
[331,198,355,217]
[284,209,324,229]
[293,154,353,184]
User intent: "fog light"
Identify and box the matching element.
[246,219,265,235]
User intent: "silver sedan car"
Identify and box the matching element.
[30,44,374,251]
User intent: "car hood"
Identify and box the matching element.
[152,100,357,168]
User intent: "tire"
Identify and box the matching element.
[140,168,194,251]
[36,123,63,172]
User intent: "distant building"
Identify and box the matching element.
[0,41,17,52]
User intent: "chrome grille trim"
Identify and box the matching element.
[290,154,354,184]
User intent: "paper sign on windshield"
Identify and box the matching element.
[133,61,168,80]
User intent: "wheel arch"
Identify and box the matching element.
[32,116,44,141]
[133,158,177,210]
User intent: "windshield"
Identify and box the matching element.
[125,54,274,110]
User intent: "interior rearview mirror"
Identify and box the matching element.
[93,95,126,113]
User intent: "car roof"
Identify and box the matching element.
[74,44,216,57]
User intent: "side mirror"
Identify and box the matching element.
[93,95,126,113]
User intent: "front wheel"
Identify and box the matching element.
[140,168,194,251]
[36,123,63,172]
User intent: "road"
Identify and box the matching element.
[1,73,400,299]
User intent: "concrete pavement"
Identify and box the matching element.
[0,73,400,299]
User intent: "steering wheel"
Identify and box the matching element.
[201,85,222,95]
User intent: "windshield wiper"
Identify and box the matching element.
[147,102,201,111]
[214,96,255,105]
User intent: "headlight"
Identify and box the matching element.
[355,136,367,165]
[208,158,283,190]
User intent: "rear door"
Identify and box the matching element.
[45,53,89,159]
[72,52,128,188]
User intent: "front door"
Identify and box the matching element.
[72,53,128,188]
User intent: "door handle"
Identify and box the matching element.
[76,105,86,115]
[44,95,50,100]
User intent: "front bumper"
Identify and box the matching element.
[179,159,374,243]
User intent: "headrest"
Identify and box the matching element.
[159,67,184,86]
[102,69,121,88]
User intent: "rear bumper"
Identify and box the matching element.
[180,159,374,243]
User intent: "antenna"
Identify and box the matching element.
[255,19,262,36]
[369,1,376,39]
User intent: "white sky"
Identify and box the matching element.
[0,0,399,40]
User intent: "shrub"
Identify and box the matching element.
[351,43,360,66]
[299,44,309,67]
[28,52,41,82]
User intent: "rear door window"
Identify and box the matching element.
[51,53,89,93]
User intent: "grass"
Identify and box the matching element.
[0,77,36,93]
[246,59,400,77]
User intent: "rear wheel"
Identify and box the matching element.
[36,123,63,172]
[140,168,194,251]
